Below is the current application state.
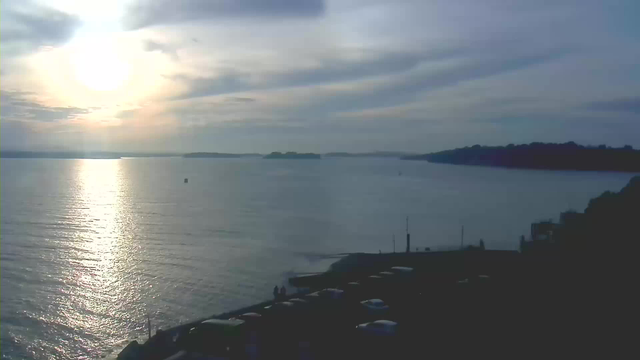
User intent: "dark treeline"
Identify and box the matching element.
[529,176,639,255]
[522,175,639,290]
[559,176,639,252]
[518,176,638,353]
[403,142,640,172]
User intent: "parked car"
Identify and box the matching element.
[390,266,413,274]
[288,298,310,306]
[355,320,398,336]
[360,299,390,315]
[234,312,262,322]
[342,281,364,301]
[262,301,297,325]
[388,266,417,295]
[180,319,246,358]
[228,313,263,360]
[264,301,295,311]
[305,288,345,301]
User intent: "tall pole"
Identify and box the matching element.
[461,225,464,249]
[147,313,151,340]
[406,216,411,253]
[393,234,396,253]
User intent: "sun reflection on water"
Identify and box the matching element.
[52,159,144,357]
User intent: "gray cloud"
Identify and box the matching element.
[3,0,640,153]
[586,98,640,114]
[0,91,89,122]
[311,50,568,115]
[170,46,566,119]
[171,48,463,100]
[0,0,80,56]
[125,0,325,29]
[143,40,180,61]
[226,97,256,103]
[115,109,138,120]
[163,47,566,140]
[170,71,251,100]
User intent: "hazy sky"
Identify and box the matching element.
[2,0,639,153]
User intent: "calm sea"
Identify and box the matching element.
[0,158,634,359]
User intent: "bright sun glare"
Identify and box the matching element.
[72,40,130,91]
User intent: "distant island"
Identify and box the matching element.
[403,142,640,172]
[183,152,261,158]
[263,152,321,159]
[325,151,415,158]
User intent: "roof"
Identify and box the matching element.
[372,320,397,326]
[239,312,261,318]
[391,266,413,273]
[362,299,385,306]
[322,288,343,293]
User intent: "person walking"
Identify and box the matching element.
[273,285,279,300]
[279,286,287,299]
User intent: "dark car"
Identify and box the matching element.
[180,319,246,358]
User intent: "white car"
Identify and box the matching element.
[390,266,413,274]
[360,299,389,314]
[356,320,398,336]
[264,301,294,310]
[289,298,310,305]
[306,288,345,301]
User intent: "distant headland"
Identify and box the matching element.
[183,152,261,158]
[0,151,180,159]
[0,151,124,159]
[263,152,321,159]
[403,142,640,172]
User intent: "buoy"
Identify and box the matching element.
[184,178,188,183]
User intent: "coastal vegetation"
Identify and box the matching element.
[403,142,640,172]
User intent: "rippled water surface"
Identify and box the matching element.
[1,158,634,359]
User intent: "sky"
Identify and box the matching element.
[1,0,639,153]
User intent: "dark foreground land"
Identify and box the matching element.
[119,250,620,360]
[403,142,640,172]
[120,176,639,360]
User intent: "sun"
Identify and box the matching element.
[72,41,131,91]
